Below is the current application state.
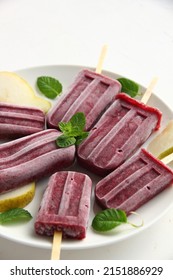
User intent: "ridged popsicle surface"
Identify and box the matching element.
[0,103,45,139]
[0,130,75,194]
[95,149,173,214]
[35,171,92,239]
[77,93,162,175]
[47,69,121,131]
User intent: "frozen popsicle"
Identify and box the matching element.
[0,102,45,140]
[34,171,92,240]
[47,69,121,131]
[95,148,173,215]
[0,129,75,194]
[77,92,162,176]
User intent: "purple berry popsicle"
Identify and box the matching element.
[0,102,45,140]
[47,69,121,131]
[95,148,173,215]
[77,93,162,176]
[35,171,92,239]
[0,129,75,194]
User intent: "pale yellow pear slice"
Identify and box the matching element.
[147,120,173,157]
[0,183,35,212]
[0,71,51,113]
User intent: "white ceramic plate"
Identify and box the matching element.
[0,65,173,251]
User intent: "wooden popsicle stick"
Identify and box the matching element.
[95,44,108,74]
[50,45,108,260]
[140,77,158,104]
[160,153,173,165]
[51,231,62,260]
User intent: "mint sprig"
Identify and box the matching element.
[92,208,143,232]
[0,208,32,224]
[56,135,76,148]
[56,112,89,148]
[37,76,62,99]
[117,77,139,98]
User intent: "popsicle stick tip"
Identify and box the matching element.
[161,153,173,165]
[141,76,159,104]
[95,45,108,74]
[51,231,62,260]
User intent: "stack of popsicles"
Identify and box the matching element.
[35,67,172,246]
[1,59,173,250]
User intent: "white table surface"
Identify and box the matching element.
[0,0,173,260]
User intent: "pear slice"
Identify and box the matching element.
[0,183,35,212]
[0,71,51,113]
[147,120,173,157]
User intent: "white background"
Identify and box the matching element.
[0,0,173,260]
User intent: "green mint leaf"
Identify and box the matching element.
[56,135,76,147]
[70,112,86,131]
[58,121,72,134]
[58,113,86,137]
[56,112,89,148]
[66,127,85,137]
[37,76,62,99]
[117,77,139,98]
[0,208,32,224]
[75,131,89,145]
[92,208,127,232]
